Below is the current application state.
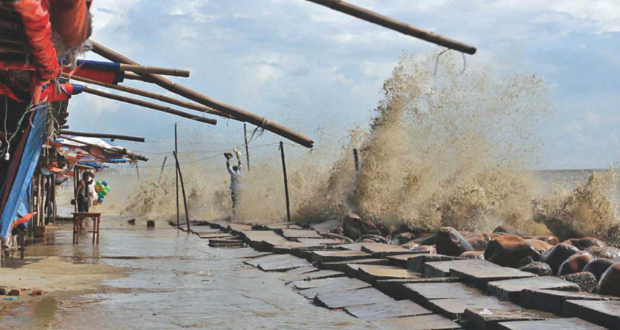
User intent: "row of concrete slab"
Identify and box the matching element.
[180,220,620,329]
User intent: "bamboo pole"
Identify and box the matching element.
[173,151,191,232]
[65,75,231,119]
[353,148,359,171]
[91,41,314,148]
[124,72,147,82]
[136,163,140,180]
[118,64,190,78]
[304,0,476,55]
[60,130,145,143]
[279,142,291,225]
[175,124,180,229]
[244,123,251,171]
[81,86,218,126]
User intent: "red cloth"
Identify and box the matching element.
[48,0,90,47]
[71,67,121,85]
[0,82,22,102]
[39,83,81,102]
[12,0,61,90]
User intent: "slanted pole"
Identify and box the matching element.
[91,41,314,148]
[244,123,251,171]
[279,142,291,225]
[175,125,180,229]
[82,86,217,126]
[158,156,168,183]
[173,151,191,232]
[304,0,476,55]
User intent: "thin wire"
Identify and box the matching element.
[434,48,450,76]
[3,96,9,148]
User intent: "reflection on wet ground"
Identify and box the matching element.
[0,220,378,329]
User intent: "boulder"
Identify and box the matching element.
[564,237,606,250]
[484,234,541,268]
[583,259,615,281]
[586,246,620,259]
[466,233,493,251]
[342,212,379,240]
[533,235,559,246]
[411,245,436,254]
[460,251,485,259]
[559,271,598,293]
[557,251,596,276]
[541,243,580,275]
[356,234,387,243]
[435,227,474,257]
[597,263,620,297]
[393,232,416,245]
[524,239,554,254]
[493,225,524,237]
[414,234,435,246]
[519,262,553,276]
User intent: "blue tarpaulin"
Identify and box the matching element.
[0,107,47,240]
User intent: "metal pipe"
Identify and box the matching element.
[304,0,476,55]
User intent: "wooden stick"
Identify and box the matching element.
[124,72,147,82]
[65,75,231,119]
[244,123,251,171]
[279,142,291,224]
[82,86,218,126]
[304,0,476,55]
[353,148,359,171]
[91,41,314,148]
[158,156,167,184]
[173,151,191,232]
[136,162,140,181]
[175,124,180,229]
[118,64,190,78]
[60,130,146,143]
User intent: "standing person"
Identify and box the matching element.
[75,172,93,213]
[225,149,243,216]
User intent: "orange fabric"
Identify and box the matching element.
[12,213,34,228]
[48,0,90,47]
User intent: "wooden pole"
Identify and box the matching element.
[60,130,146,143]
[91,41,314,148]
[118,64,190,78]
[353,148,359,171]
[304,0,476,55]
[173,151,191,232]
[279,142,291,224]
[158,156,168,183]
[244,123,251,171]
[82,86,218,126]
[175,124,180,229]
[135,163,140,180]
[65,75,231,119]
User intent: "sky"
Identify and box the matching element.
[66,0,620,170]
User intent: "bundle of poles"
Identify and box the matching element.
[60,0,475,149]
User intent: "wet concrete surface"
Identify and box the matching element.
[0,220,382,329]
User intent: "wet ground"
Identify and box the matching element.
[0,219,381,330]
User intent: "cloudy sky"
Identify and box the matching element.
[66,0,620,170]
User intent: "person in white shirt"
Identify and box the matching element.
[225,149,243,216]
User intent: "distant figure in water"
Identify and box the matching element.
[225,149,243,216]
[75,172,93,212]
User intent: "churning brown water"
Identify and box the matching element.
[112,52,619,245]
